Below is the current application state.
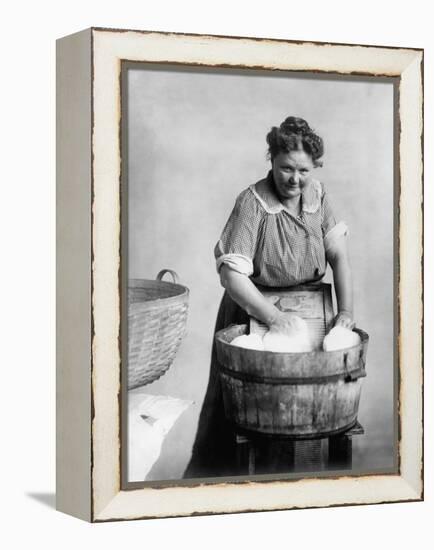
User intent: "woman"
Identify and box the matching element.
[184,116,354,478]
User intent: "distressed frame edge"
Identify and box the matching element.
[90,28,423,522]
[396,51,424,499]
[91,25,424,55]
[56,27,93,522]
[94,479,421,523]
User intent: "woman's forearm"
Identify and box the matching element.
[332,255,353,315]
[326,236,354,333]
[326,237,354,330]
[219,265,279,326]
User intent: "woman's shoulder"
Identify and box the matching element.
[232,177,270,214]
[248,173,285,214]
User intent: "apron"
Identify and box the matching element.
[184,280,330,479]
[184,291,248,478]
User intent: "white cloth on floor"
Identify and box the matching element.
[128,393,192,482]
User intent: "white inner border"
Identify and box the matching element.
[91,29,423,521]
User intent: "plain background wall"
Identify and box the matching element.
[3,0,433,548]
[127,66,395,479]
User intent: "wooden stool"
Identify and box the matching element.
[235,421,365,475]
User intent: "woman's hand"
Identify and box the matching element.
[268,311,304,335]
[333,311,355,330]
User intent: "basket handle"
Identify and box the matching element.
[156,269,179,284]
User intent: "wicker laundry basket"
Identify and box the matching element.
[128,270,189,389]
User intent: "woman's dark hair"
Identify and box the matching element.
[266,116,324,166]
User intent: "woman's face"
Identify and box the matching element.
[272,150,314,202]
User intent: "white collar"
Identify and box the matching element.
[249,172,322,215]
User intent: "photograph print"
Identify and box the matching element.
[122,62,396,486]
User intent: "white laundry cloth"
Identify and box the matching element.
[263,316,313,353]
[128,393,192,482]
[323,326,361,351]
[230,333,265,350]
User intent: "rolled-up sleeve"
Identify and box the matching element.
[320,185,349,252]
[214,189,262,276]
